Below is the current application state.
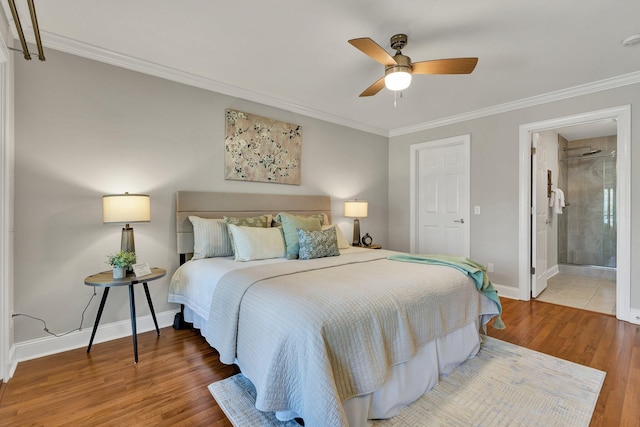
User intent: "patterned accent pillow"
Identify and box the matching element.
[188,216,233,259]
[278,212,322,259]
[273,212,328,227]
[321,224,351,249]
[297,227,340,260]
[224,214,272,228]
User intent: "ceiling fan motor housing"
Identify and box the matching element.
[386,53,411,75]
[387,34,412,76]
[390,33,408,52]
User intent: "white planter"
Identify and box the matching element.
[112,267,126,279]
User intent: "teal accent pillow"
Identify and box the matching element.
[278,212,322,259]
[297,227,340,260]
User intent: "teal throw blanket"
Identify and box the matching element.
[387,254,505,329]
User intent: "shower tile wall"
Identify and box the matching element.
[558,136,568,263]
[557,135,617,267]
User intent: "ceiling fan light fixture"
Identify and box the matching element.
[384,66,412,91]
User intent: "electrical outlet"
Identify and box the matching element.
[487,263,494,272]
[474,206,481,215]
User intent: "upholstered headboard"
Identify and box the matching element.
[176,191,332,257]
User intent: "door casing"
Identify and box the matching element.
[518,106,631,322]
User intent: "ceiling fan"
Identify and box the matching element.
[348,34,478,97]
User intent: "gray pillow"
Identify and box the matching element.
[188,216,233,258]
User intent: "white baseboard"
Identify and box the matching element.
[627,308,640,325]
[492,282,520,300]
[6,343,17,380]
[546,264,559,279]
[14,309,180,363]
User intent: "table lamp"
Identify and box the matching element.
[103,192,151,253]
[344,200,368,246]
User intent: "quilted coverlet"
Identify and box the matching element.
[204,250,499,427]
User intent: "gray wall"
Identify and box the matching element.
[389,84,640,309]
[13,48,388,342]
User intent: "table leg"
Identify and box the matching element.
[129,284,138,363]
[143,283,160,336]
[87,287,110,353]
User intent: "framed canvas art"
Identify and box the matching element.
[224,109,302,185]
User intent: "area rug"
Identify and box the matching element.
[208,336,605,427]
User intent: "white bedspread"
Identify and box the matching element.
[194,249,498,427]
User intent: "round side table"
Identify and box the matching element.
[84,267,166,363]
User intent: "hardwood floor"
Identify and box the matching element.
[1,298,638,426]
[0,328,239,426]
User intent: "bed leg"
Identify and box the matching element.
[173,304,194,330]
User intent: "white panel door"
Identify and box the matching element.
[532,133,548,297]
[413,136,470,256]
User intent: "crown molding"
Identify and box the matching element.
[390,71,640,137]
[12,30,640,139]
[39,32,389,137]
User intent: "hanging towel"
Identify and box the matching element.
[549,188,565,214]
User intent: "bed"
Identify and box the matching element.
[168,191,501,427]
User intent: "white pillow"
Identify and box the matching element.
[188,216,233,259]
[227,224,286,261]
[322,224,351,249]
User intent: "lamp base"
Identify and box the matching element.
[121,226,135,254]
[352,218,361,247]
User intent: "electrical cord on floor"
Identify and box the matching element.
[12,288,97,337]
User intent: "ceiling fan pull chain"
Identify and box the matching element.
[394,90,397,108]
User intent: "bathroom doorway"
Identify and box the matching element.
[518,105,631,322]
[536,124,617,314]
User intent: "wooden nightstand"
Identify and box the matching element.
[84,267,166,363]
[362,244,382,249]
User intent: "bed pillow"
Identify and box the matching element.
[188,216,233,259]
[322,224,351,249]
[224,214,272,254]
[224,214,272,228]
[227,224,286,261]
[277,212,322,259]
[297,227,340,260]
[273,212,328,227]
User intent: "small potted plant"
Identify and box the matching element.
[106,250,137,279]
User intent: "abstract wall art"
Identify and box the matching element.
[224,109,302,185]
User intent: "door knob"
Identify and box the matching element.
[454,218,465,224]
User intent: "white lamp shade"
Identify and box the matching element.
[103,193,151,224]
[384,70,412,91]
[344,200,368,218]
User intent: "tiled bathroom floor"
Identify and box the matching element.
[535,273,616,315]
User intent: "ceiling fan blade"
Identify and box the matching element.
[348,38,397,66]
[411,57,478,74]
[359,77,385,97]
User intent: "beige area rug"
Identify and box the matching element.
[208,336,605,427]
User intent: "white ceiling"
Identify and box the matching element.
[3,0,640,136]
[556,119,618,141]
